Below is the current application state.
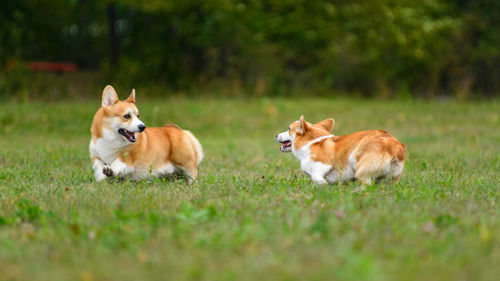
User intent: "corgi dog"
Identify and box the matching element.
[89,85,203,183]
[276,115,406,188]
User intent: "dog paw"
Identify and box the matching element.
[311,176,328,186]
[103,166,114,177]
[95,173,108,182]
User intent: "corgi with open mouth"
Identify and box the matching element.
[276,115,405,189]
[89,85,203,183]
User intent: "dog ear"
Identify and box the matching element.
[315,118,335,132]
[125,89,136,103]
[298,115,308,135]
[102,85,118,107]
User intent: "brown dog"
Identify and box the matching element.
[276,115,405,189]
[89,85,203,182]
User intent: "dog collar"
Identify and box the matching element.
[307,134,335,146]
[292,134,335,159]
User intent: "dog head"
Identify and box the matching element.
[99,85,146,143]
[276,115,335,152]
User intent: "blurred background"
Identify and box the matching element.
[1,0,499,100]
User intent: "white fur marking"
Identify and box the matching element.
[89,128,130,165]
[92,158,108,182]
[291,135,335,186]
[129,115,145,132]
[276,131,291,143]
[152,163,176,177]
[110,158,134,178]
[292,135,334,159]
[391,161,404,178]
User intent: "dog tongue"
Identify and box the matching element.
[280,141,291,150]
[125,131,135,141]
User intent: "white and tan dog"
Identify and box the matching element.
[89,85,203,182]
[276,116,406,188]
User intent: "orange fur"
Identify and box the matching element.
[90,85,202,182]
[281,116,406,187]
[115,126,200,179]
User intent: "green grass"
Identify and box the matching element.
[0,97,499,281]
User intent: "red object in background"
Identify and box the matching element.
[26,61,77,72]
[7,61,77,72]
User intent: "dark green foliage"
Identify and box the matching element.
[1,0,499,98]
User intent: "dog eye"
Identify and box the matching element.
[123,114,131,119]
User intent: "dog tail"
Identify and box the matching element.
[184,130,204,166]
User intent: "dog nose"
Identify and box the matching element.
[138,124,146,132]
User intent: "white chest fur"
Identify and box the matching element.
[292,135,333,185]
[89,128,130,165]
[292,135,357,185]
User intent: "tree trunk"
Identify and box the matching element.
[107,2,119,67]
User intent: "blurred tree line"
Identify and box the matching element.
[1,0,499,99]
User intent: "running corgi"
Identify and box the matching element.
[276,115,405,188]
[89,85,203,182]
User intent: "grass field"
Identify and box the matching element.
[0,97,499,281]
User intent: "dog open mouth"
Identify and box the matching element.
[279,141,292,152]
[118,128,137,143]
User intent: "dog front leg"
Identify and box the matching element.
[110,158,134,178]
[309,162,332,186]
[311,173,328,186]
[92,157,108,182]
